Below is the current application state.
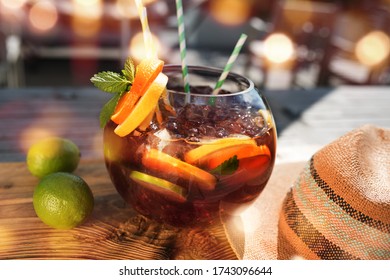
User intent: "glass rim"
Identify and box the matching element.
[163,64,255,97]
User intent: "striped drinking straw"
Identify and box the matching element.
[212,33,248,95]
[175,0,191,102]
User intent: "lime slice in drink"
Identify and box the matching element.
[129,171,186,203]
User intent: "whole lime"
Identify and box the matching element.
[33,172,94,230]
[27,137,80,178]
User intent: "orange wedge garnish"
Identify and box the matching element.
[114,72,168,137]
[112,91,140,125]
[137,107,156,132]
[142,149,217,191]
[111,58,164,124]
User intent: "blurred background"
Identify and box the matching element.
[0,0,390,90]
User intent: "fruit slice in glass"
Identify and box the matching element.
[129,171,186,203]
[142,149,217,191]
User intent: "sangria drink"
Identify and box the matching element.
[103,65,277,226]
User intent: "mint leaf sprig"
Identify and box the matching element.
[99,93,123,129]
[211,155,239,176]
[90,58,136,128]
[91,71,131,94]
[122,58,136,83]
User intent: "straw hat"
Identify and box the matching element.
[278,124,390,260]
[223,125,390,260]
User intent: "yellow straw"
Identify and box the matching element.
[134,0,156,58]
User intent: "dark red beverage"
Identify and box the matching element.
[103,66,277,226]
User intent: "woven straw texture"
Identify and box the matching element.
[278,125,390,259]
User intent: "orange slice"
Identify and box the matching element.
[138,106,156,131]
[184,137,257,165]
[114,73,168,137]
[199,144,271,170]
[111,58,164,124]
[111,92,140,124]
[142,149,217,191]
[218,154,271,188]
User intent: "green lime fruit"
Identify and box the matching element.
[33,172,94,230]
[27,137,80,178]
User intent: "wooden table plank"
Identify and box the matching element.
[1,86,390,163]
[0,88,108,162]
[263,86,390,163]
[0,160,238,260]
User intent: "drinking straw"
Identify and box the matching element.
[134,0,155,58]
[212,33,248,95]
[175,0,191,102]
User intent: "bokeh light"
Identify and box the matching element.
[263,33,295,64]
[73,0,102,11]
[72,0,103,38]
[129,31,162,62]
[355,31,390,67]
[209,0,252,26]
[115,0,157,18]
[115,0,138,19]
[28,1,59,33]
[19,104,73,153]
[0,0,27,10]
[282,0,314,29]
[19,126,56,154]
[143,0,157,4]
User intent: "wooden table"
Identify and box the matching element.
[0,88,238,260]
[264,86,390,163]
[0,86,389,260]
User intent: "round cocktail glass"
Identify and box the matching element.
[103,65,277,226]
